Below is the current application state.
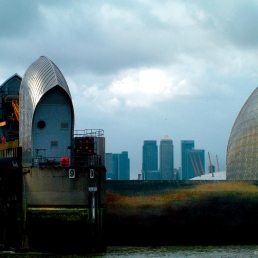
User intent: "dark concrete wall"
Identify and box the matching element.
[25,166,106,206]
[23,166,106,252]
[0,166,106,252]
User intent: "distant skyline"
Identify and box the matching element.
[1,1,257,179]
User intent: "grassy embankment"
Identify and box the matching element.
[106,181,258,245]
[107,181,258,213]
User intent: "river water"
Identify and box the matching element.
[0,246,258,257]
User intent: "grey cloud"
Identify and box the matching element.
[0,1,42,38]
[184,0,258,49]
[0,1,221,77]
[2,0,258,76]
[223,2,258,48]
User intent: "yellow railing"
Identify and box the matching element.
[12,99,20,122]
[0,140,19,151]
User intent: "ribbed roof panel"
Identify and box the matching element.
[20,56,71,110]
[19,56,74,165]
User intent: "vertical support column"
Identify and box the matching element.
[88,166,106,253]
[91,192,95,223]
[95,207,106,253]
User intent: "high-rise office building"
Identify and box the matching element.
[160,135,174,180]
[185,149,205,179]
[118,151,130,180]
[181,140,194,180]
[112,154,119,180]
[142,140,158,180]
[105,151,130,180]
[105,153,113,179]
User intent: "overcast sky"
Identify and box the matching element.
[1,0,258,179]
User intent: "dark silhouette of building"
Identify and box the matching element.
[0,74,21,141]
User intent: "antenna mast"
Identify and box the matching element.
[208,152,214,177]
[216,155,220,172]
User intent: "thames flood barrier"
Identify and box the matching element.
[0,143,107,254]
[2,56,258,254]
[0,56,107,253]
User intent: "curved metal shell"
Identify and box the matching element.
[19,56,74,165]
[226,87,258,179]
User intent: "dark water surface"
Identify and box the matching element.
[0,246,258,258]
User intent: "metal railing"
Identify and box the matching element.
[73,129,104,137]
[73,155,101,167]
[32,155,101,167]
[33,157,61,167]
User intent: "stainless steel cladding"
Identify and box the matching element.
[226,87,258,179]
[19,56,74,166]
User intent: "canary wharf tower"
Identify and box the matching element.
[160,135,174,180]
